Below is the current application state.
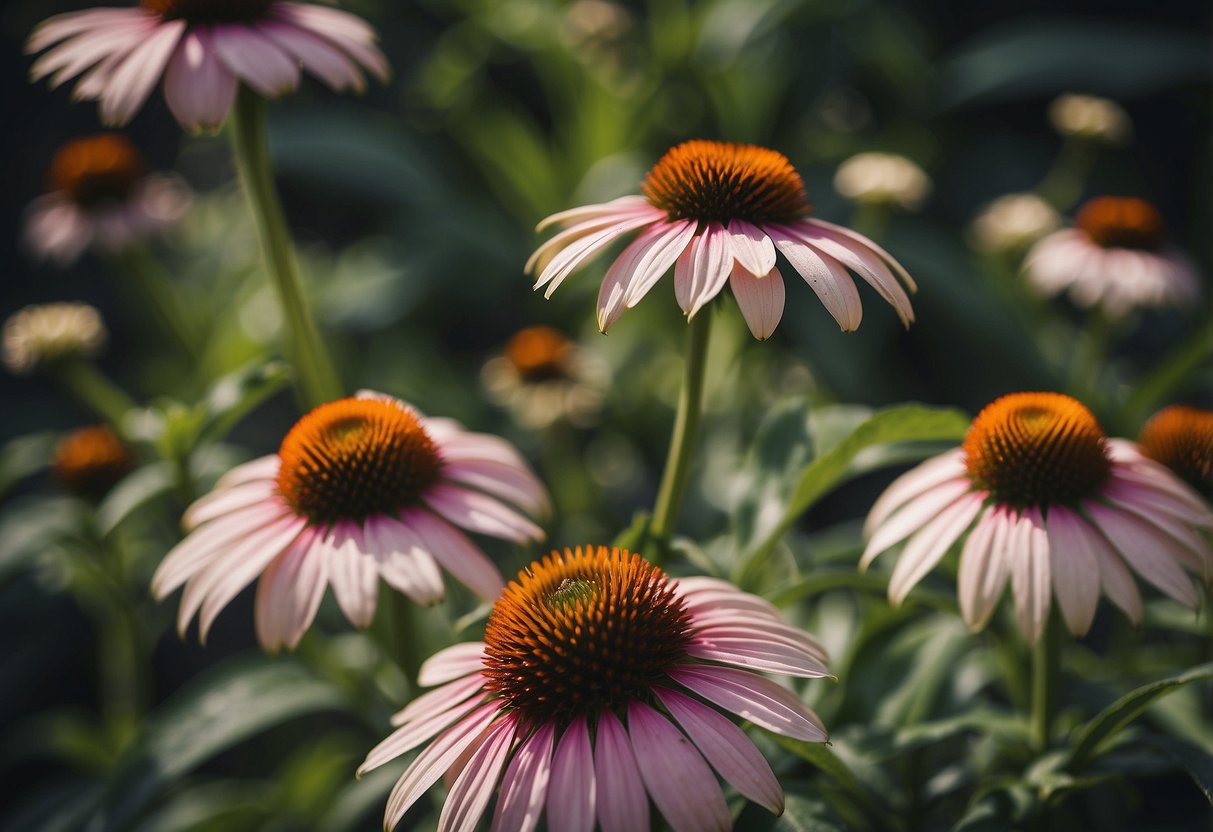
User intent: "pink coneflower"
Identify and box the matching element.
[27,0,389,130]
[1138,405,1213,500]
[152,392,549,650]
[359,546,830,832]
[1025,197,1201,317]
[527,140,916,340]
[24,133,190,266]
[862,392,1213,643]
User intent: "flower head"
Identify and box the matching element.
[27,0,389,130]
[863,392,1213,643]
[53,424,136,497]
[1025,196,1201,317]
[1048,94,1132,144]
[360,546,829,832]
[833,151,931,210]
[527,139,916,340]
[969,193,1060,253]
[25,133,191,266]
[3,303,107,374]
[1138,405,1213,499]
[481,326,606,428]
[151,391,549,650]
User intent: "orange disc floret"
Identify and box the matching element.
[53,425,135,497]
[275,397,443,527]
[504,326,573,382]
[483,546,693,725]
[49,134,145,207]
[1074,196,1166,251]
[142,0,274,22]
[643,140,811,225]
[1138,405,1213,497]
[963,392,1111,508]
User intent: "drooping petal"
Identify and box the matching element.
[769,225,862,331]
[655,687,783,815]
[956,506,1012,631]
[887,492,984,605]
[798,220,914,326]
[535,214,660,298]
[253,527,326,651]
[627,702,730,832]
[164,27,238,131]
[417,642,487,687]
[864,449,968,535]
[1084,502,1199,608]
[212,455,280,491]
[183,479,277,530]
[534,195,656,232]
[97,20,186,125]
[392,673,486,727]
[547,717,595,832]
[596,219,696,331]
[1010,508,1051,644]
[361,691,489,776]
[667,665,827,742]
[424,483,545,542]
[593,710,649,832]
[673,223,732,319]
[326,523,380,628]
[363,516,446,605]
[807,216,918,293]
[260,19,365,92]
[729,266,785,340]
[728,220,777,276]
[403,509,507,601]
[272,2,390,81]
[492,721,555,832]
[861,478,975,570]
[28,8,155,54]
[439,714,518,832]
[1044,506,1102,637]
[210,23,299,97]
[442,459,550,518]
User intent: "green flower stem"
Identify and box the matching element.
[390,590,422,692]
[1068,308,1116,411]
[1032,611,1063,751]
[649,311,712,555]
[52,358,139,433]
[110,247,201,359]
[1037,136,1097,213]
[228,86,342,409]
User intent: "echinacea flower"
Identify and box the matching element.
[152,392,549,650]
[25,133,191,266]
[3,302,107,374]
[481,325,606,429]
[53,424,136,497]
[862,392,1213,643]
[969,193,1061,254]
[1138,405,1213,499]
[27,0,389,130]
[833,151,931,210]
[1048,94,1131,145]
[527,140,916,340]
[1025,196,1201,317]
[360,546,830,832]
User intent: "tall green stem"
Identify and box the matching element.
[1032,611,1062,751]
[52,358,139,433]
[228,86,341,408]
[649,312,712,550]
[110,248,201,359]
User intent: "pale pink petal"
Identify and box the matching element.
[382,703,501,830]
[729,266,785,340]
[164,27,238,131]
[694,618,828,664]
[956,506,1013,630]
[527,212,647,276]
[152,502,291,597]
[271,2,390,81]
[728,220,777,276]
[1084,502,1199,608]
[864,450,968,535]
[1092,532,1143,623]
[492,722,555,832]
[31,19,155,88]
[27,8,156,54]
[1044,506,1103,637]
[361,692,490,776]
[596,219,695,331]
[403,509,507,601]
[673,223,732,319]
[593,710,649,832]
[392,673,486,727]
[24,197,91,265]
[1010,508,1051,644]
[211,24,300,97]
[547,717,595,832]
[430,427,533,470]
[533,195,655,232]
[534,215,659,297]
[798,220,914,326]
[656,687,783,815]
[326,523,380,628]
[888,492,984,605]
[183,479,277,530]
[686,639,830,679]
[440,715,518,832]
[260,19,364,92]
[213,455,280,491]
[676,577,781,617]
[363,516,446,605]
[627,702,730,832]
[255,528,328,651]
[418,642,487,687]
[1103,488,1213,579]
[424,483,544,542]
[1103,475,1213,529]
[808,216,917,292]
[861,478,974,570]
[442,459,550,518]
[667,665,827,742]
[98,20,186,125]
[770,226,862,331]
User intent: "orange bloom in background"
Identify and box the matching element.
[1138,405,1213,499]
[481,325,607,429]
[53,425,136,498]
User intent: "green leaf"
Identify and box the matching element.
[102,655,348,830]
[95,463,177,537]
[741,404,969,582]
[0,432,57,500]
[766,791,849,832]
[1141,734,1213,804]
[1068,662,1213,771]
[0,496,87,585]
[768,736,873,811]
[198,359,291,444]
[952,784,1036,832]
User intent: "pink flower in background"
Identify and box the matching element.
[1025,196,1201,317]
[863,392,1213,643]
[27,0,389,130]
[527,139,916,340]
[359,546,830,832]
[152,392,549,650]
[24,133,190,266]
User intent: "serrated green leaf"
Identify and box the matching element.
[1068,662,1213,771]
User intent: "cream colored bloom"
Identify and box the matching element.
[3,303,107,374]
[482,326,606,429]
[970,193,1061,253]
[833,152,931,210]
[1048,94,1132,144]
